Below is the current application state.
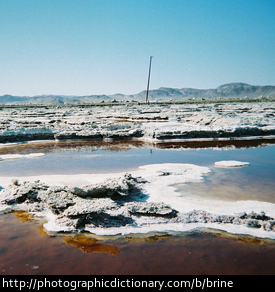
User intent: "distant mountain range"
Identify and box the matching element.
[1,83,275,105]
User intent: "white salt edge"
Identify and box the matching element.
[214,160,250,168]
[0,153,45,161]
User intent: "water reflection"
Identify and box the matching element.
[1,139,275,178]
[203,228,274,245]
[125,234,172,242]
[10,211,120,255]
[63,234,120,255]
[12,210,35,222]
[0,138,275,155]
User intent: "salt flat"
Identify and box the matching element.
[0,101,275,143]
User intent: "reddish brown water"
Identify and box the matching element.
[0,212,274,275]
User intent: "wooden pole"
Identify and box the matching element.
[146,56,153,104]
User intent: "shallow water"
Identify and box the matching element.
[0,140,274,203]
[0,139,275,275]
[0,212,275,275]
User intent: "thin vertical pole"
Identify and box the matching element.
[146,56,153,104]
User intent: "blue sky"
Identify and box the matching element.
[0,0,274,96]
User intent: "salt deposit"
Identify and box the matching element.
[214,160,250,168]
[0,153,45,161]
[0,163,274,239]
[0,102,275,144]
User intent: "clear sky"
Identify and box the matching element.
[0,0,274,96]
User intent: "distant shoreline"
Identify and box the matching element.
[1,83,275,106]
[0,96,274,109]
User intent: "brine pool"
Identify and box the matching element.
[0,139,275,275]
